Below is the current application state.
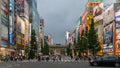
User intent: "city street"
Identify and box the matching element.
[0,0,120,68]
[0,61,117,68]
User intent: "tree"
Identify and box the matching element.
[29,29,37,59]
[66,44,72,56]
[41,46,44,55]
[88,19,101,56]
[73,38,77,56]
[43,41,49,55]
[75,33,84,57]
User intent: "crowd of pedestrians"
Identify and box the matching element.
[0,55,26,62]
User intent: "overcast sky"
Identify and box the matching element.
[37,0,115,44]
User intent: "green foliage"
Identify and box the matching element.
[43,41,49,55]
[29,29,37,59]
[76,33,81,51]
[31,29,37,50]
[81,36,88,51]
[28,49,35,59]
[88,19,101,55]
[41,46,44,54]
[76,33,88,53]
[66,45,72,56]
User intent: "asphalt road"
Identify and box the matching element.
[0,61,118,68]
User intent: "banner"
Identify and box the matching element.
[103,4,114,26]
[103,23,113,48]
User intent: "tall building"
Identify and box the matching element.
[39,18,44,50]
[0,0,9,56]
[11,0,30,56]
[27,0,41,52]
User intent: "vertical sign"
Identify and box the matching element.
[114,3,120,55]
[9,0,13,44]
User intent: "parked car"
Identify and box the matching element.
[89,56,120,67]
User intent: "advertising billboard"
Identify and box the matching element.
[103,23,113,48]
[17,16,25,34]
[103,4,114,26]
[81,12,87,31]
[93,3,103,22]
[114,3,120,29]
[115,39,120,53]
[114,3,120,54]
[1,25,8,47]
[115,29,120,53]
[9,0,13,44]
[24,0,29,19]
[9,16,12,44]
[95,20,103,43]
[1,9,8,27]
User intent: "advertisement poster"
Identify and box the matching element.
[97,25,103,43]
[95,20,103,43]
[93,3,103,22]
[115,29,120,53]
[103,23,113,48]
[114,3,120,55]
[114,3,120,29]
[1,25,8,47]
[115,39,120,53]
[103,4,114,26]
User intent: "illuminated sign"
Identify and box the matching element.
[104,48,113,52]
[89,2,100,6]
[9,16,12,44]
[9,0,13,44]
[9,0,12,12]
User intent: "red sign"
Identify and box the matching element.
[89,2,100,6]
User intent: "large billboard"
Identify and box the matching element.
[81,12,87,31]
[1,0,9,26]
[103,23,114,53]
[1,25,8,47]
[103,4,114,26]
[17,16,25,34]
[87,0,103,14]
[114,3,120,54]
[93,3,103,22]
[95,20,103,43]
[103,23,113,49]
[115,29,120,54]
[115,3,120,29]
[24,0,29,19]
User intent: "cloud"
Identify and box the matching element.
[37,0,87,44]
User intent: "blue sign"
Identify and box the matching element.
[9,33,12,44]
[9,0,12,3]
[9,0,12,12]
[9,15,12,44]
